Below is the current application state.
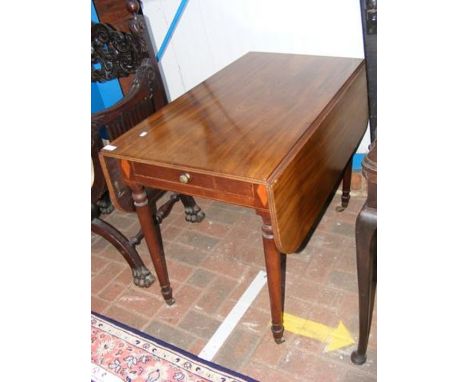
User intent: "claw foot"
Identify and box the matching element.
[132,266,156,288]
[184,206,205,223]
[97,194,114,215]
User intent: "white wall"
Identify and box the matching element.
[142,0,370,152]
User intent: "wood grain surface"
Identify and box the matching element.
[268,65,368,253]
[101,52,368,253]
[103,52,363,181]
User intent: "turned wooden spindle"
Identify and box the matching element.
[259,214,286,344]
[131,185,175,305]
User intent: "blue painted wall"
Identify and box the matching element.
[352,153,365,171]
[91,82,104,112]
[91,1,123,112]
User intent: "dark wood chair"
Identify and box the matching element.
[351,0,377,364]
[91,0,204,288]
[351,140,377,365]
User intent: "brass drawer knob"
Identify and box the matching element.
[179,173,191,184]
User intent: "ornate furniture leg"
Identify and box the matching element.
[96,192,114,215]
[179,194,205,223]
[91,215,155,288]
[258,212,286,344]
[351,206,377,365]
[131,185,175,305]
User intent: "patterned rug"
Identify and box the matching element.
[91,312,258,382]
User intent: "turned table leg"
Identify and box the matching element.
[131,185,175,305]
[341,157,353,208]
[259,213,286,344]
[336,157,353,212]
[351,205,377,365]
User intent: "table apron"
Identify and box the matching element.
[128,163,267,210]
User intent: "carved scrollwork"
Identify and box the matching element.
[130,59,156,91]
[129,15,148,54]
[91,22,149,83]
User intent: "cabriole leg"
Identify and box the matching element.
[351,205,377,365]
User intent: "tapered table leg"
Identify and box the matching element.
[131,184,175,305]
[258,213,286,344]
[336,157,353,212]
[351,205,377,365]
[341,157,352,208]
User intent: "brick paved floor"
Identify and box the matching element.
[91,173,376,381]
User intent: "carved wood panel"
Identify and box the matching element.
[92,0,168,106]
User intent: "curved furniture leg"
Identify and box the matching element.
[91,217,155,287]
[131,185,175,305]
[179,194,205,223]
[351,205,377,365]
[259,212,286,344]
[337,158,352,211]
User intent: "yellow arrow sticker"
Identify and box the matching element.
[283,312,355,352]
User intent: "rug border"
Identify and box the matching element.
[91,311,259,382]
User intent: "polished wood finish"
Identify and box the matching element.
[130,185,175,305]
[351,140,377,365]
[269,65,367,252]
[102,53,364,180]
[258,211,286,343]
[101,53,368,253]
[100,52,368,341]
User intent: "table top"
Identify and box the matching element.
[105,52,364,183]
[102,52,368,253]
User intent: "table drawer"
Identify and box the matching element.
[133,162,215,189]
[131,162,254,199]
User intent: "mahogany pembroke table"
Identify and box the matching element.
[99,52,369,343]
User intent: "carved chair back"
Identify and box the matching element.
[91,0,167,211]
[91,21,147,84]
